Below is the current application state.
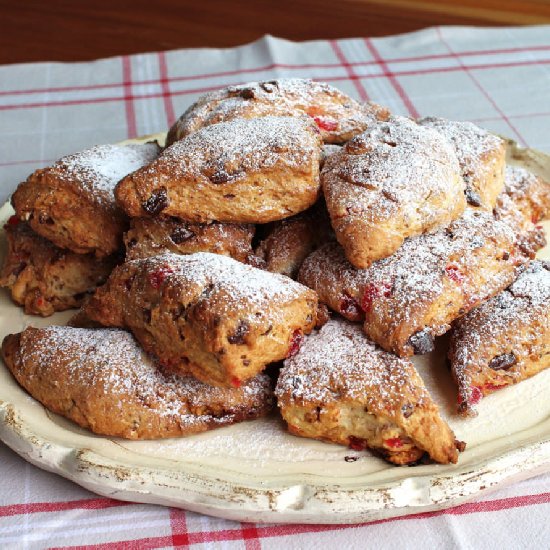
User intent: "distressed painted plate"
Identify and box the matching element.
[0,136,549,524]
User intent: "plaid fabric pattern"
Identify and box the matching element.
[0,25,549,549]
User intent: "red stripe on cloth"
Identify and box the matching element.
[3,58,550,113]
[241,523,262,550]
[0,497,129,517]
[435,27,528,146]
[122,56,137,139]
[2,44,550,98]
[52,492,550,549]
[169,508,190,548]
[158,52,176,127]
[364,38,420,118]
[329,40,369,101]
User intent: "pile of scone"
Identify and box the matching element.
[1,79,549,466]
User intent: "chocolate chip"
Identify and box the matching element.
[126,238,138,249]
[502,251,510,260]
[408,329,435,355]
[238,87,255,99]
[209,170,243,184]
[488,352,517,371]
[344,456,359,462]
[401,403,414,418]
[465,187,482,207]
[228,320,249,345]
[260,81,278,93]
[223,194,236,199]
[170,225,195,244]
[142,187,168,216]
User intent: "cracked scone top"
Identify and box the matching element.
[276,318,462,465]
[449,260,550,416]
[1,326,273,439]
[418,117,506,209]
[322,115,467,268]
[12,143,160,257]
[83,252,318,387]
[116,116,323,224]
[166,78,389,145]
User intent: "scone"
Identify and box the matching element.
[166,78,390,145]
[449,261,550,416]
[11,143,160,257]
[116,116,322,224]
[124,217,257,264]
[255,205,333,279]
[418,117,506,209]
[83,252,318,387]
[276,318,462,465]
[495,165,550,230]
[322,116,466,268]
[299,210,531,357]
[1,327,273,439]
[0,218,116,316]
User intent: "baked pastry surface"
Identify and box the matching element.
[418,117,506,209]
[83,252,318,387]
[124,217,257,264]
[299,210,531,356]
[449,260,550,416]
[0,219,116,316]
[322,116,466,268]
[11,143,159,257]
[116,116,322,224]
[166,78,390,145]
[1,326,273,439]
[276,318,462,465]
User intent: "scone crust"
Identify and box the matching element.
[0,219,116,316]
[276,319,460,464]
[166,78,390,145]
[11,143,159,257]
[83,252,318,387]
[322,116,466,268]
[449,261,550,416]
[116,116,323,223]
[419,117,506,209]
[299,210,531,356]
[1,327,273,439]
[124,217,257,264]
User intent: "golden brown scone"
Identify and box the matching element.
[322,116,466,269]
[418,117,506,209]
[495,165,550,229]
[166,78,390,145]
[0,218,116,316]
[449,261,550,416]
[83,252,318,387]
[299,210,531,357]
[276,318,462,465]
[494,165,549,256]
[1,327,273,439]
[124,217,257,264]
[11,143,160,257]
[116,116,322,224]
[255,205,333,279]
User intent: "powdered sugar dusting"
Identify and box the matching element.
[57,143,159,205]
[147,116,319,188]
[276,318,428,410]
[20,326,271,424]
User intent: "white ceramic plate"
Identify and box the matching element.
[0,138,549,524]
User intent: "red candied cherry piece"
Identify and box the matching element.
[149,267,174,289]
[312,115,338,132]
[470,386,483,405]
[361,281,392,313]
[287,329,304,358]
[230,376,242,388]
[348,436,368,451]
[482,382,507,392]
[339,294,362,319]
[383,437,403,449]
[35,296,45,308]
[445,264,465,284]
[4,215,20,229]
